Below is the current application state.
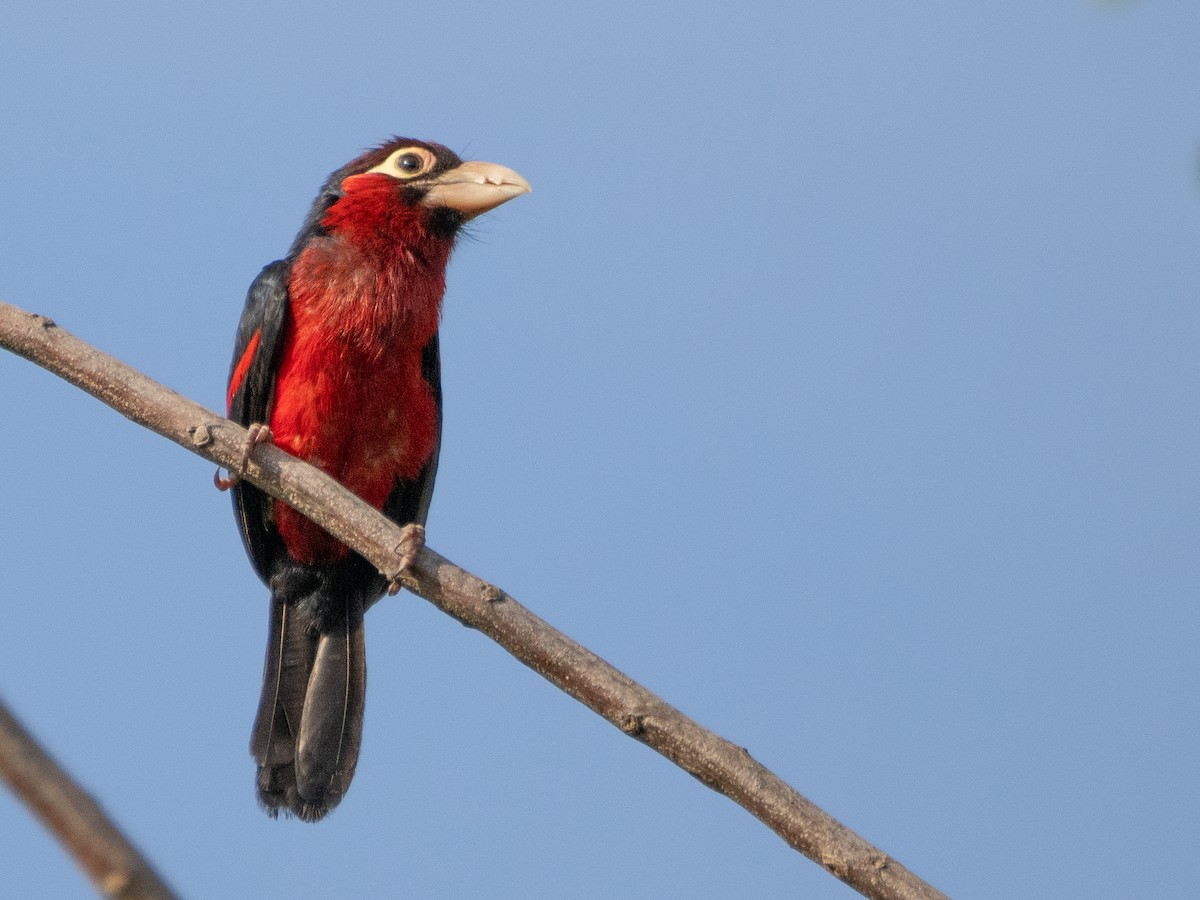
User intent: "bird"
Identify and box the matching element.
[220,137,529,821]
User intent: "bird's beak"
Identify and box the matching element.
[421,161,531,219]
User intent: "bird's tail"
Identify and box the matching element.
[250,570,366,822]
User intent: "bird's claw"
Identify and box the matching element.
[386,524,426,595]
[215,423,274,491]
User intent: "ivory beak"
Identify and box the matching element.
[421,161,531,219]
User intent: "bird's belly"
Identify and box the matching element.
[268,339,436,564]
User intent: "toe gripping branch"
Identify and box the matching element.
[214,423,273,491]
[386,524,426,595]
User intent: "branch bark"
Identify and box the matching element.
[0,299,949,900]
[0,696,178,899]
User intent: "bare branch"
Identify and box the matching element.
[0,696,179,900]
[0,299,949,900]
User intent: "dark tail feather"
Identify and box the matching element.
[249,597,300,812]
[250,582,366,822]
[296,598,365,811]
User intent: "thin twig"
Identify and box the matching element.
[0,299,950,900]
[0,697,179,900]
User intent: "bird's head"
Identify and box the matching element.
[297,138,530,249]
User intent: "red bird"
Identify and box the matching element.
[222,138,529,820]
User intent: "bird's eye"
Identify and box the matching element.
[396,153,423,174]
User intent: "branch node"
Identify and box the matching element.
[480,584,504,604]
[101,870,132,897]
[618,714,645,736]
[821,854,850,878]
[32,313,56,330]
[189,424,213,447]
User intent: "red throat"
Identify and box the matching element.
[268,176,452,563]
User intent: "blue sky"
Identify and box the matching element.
[1,3,1196,898]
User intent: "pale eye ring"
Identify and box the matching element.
[363,146,436,180]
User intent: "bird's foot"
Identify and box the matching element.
[214,423,274,491]
[386,524,426,595]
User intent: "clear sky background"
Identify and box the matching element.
[1,3,1196,898]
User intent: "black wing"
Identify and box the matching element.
[381,331,442,529]
[227,259,292,584]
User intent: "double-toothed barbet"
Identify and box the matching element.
[221,138,529,820]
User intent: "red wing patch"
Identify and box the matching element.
[227,328,262,413]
